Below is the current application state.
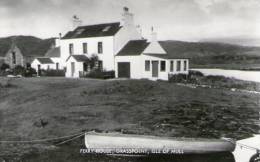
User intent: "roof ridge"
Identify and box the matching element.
[77,22,120,28]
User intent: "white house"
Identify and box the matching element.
[31,57,55,75]
[115,31,189,80]
[31,7,190,80]
[31,45,62,74]
[60,7,142,78]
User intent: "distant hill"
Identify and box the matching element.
[162,40,260,70]
[201,37,260,47]
[0,36,55,57]
[1,36,260,70]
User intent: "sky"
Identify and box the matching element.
[0,0,260,43]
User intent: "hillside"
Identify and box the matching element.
[0,78,259,160]
[162,40,260,69]
[1,36,260,69]
[0,36,55,58]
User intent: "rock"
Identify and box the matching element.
[33,118,49,128]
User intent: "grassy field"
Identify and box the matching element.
[0,77,259,161]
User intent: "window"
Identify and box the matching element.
[69,43,74,55]
[12,52,16,64]
[102,26,111,32]
[98,42,103,54]
[184,60,187,71]
[177,60,181,71]
[145,60,150,71]
[98,61,103,70]
[56,63,59,70]
[160,61,166,72]
[83,43,88,54]
[170,61,174,72]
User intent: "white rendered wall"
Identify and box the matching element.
[51,58,63,70]
[114,25,142,54]
[143,41,166,54]
[60,36,115,72]
[31,59,56,72]
[115,56,142,79]
[141,55,169,80]
[115,55,189,81]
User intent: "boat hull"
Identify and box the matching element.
[84,132,235,155]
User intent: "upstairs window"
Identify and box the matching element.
[102,26,111,32]
[98,42,103,54]
[145,60,150,71]
[160,61,166,72]
[170,61,174,72]
[69,43,74,55]
[184,60,187,71]
[83,43,88,54]
[12,52,16,64]
[177,60,181,71]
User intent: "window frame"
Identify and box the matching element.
[69,43,74,55]
[56,63,59,70]
[98,42,103,54]
[83,42,88,54]
[160,60,166,72]
[184,60,187,71]
[145,60,150,71]
[170,60,174,72]
[98,60,103,70]
[12,51,16,65]
[177,60,181,71]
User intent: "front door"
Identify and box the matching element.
[71,62,75,77]
[152,61,159,77]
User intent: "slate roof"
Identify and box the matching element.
[117,40,191,59]
[45,47,60,58]
[67,55,90,62]
[62,22,121,39]
[117,40,149,56]
[37,58,54,64]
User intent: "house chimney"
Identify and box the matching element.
[121,7,134,26]
[72,15,82,29]
[150,26,158,42]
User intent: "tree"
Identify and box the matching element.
[89,54,99,69]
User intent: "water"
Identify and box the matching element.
[192,69,260,83]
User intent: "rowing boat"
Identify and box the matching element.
[84,132,235,155]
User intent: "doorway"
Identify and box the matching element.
[71,62,75,77]
[152,61,159,77]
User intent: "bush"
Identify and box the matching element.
[189,70,204,77]
[13,65,26,76]
[41,69,65,77]
[25,67,37,77]
[0,63,10,71]
[169,74,188,83]
[85,69,115,79]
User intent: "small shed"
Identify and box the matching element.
[31,57,54,75]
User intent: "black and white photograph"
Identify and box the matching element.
[0,0,259,161]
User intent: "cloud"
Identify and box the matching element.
[0,0,259,41]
